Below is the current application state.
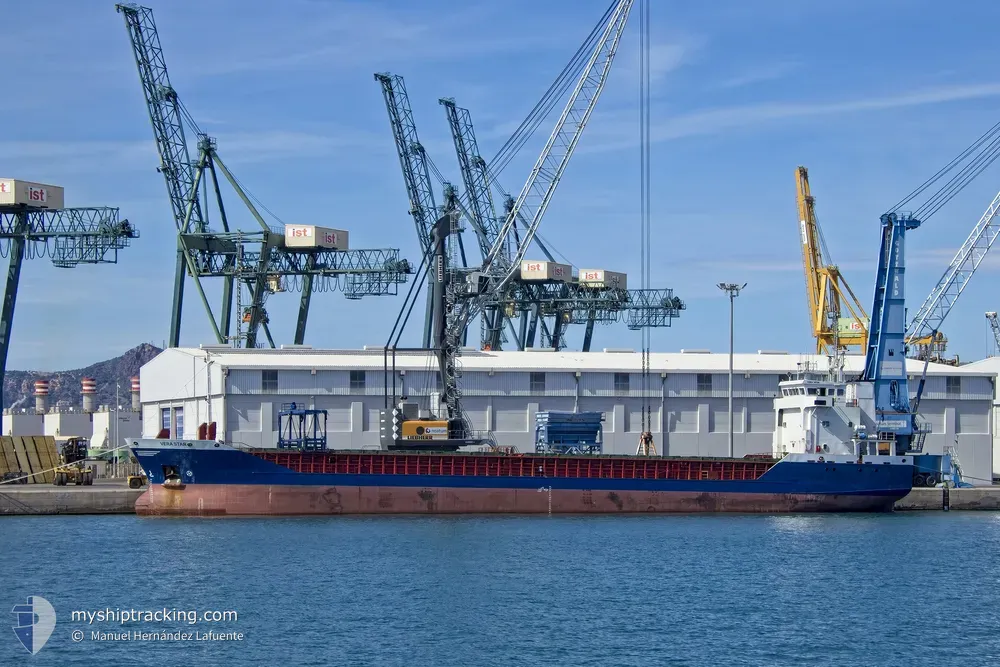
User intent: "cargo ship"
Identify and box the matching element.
[126,366,921,516]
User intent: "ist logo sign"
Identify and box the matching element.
[27,187,47,203]
[287,226,313,238]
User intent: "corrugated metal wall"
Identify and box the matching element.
[908,375,993,401]
[920,401,946,434]
[957,404,990,434]
[667,399,699,433]
[747,398,775,432]
[494,397,527,432]
[580,372,663,398]
[667,373,780,398]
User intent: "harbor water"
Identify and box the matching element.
[2,513,999,666]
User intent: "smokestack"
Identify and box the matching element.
[131,376,141,412]
[34,380,49,414]
[81,377,96,413]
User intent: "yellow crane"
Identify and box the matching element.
[795,166,869,354]
[795,166,951,360]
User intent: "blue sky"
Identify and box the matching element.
[5,0,1000,370]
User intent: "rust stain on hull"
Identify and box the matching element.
[134,485,897,517]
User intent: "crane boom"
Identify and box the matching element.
[118,3,204,234]
[439,98,508,265]
[375,73,438,253]
[905,187,1000,343]
[485,0,633,287]
[794,166,868,353]
[988,311,1000,354]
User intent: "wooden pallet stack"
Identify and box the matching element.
[0,436,58,484]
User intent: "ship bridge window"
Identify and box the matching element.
[818,387,827,396]
[807,388,817,395]
[837,389,844,396]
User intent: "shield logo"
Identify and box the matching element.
[11,596,56,655]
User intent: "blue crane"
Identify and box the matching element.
[0,194,138,408]
[862,212,922,454]
[862,120,1000,459]
[117,4,411,348]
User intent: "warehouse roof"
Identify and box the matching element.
[155,346,993,376]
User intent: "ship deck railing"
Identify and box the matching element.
[251,450,779,482]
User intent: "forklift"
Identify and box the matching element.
[52,436,94,486]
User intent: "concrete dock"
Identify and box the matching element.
[0,479,143,515]
[895,487,1000,511]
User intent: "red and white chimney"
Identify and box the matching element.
[34,379,49,414]
[131,376,141,412]
[81,377,96,413]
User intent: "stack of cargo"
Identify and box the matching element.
[534,411,604,455]
[0,436,59,484]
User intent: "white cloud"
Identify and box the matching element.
[0,126,385,174]
[712,62,799,90]
[186,1,561,78]
[615,38,701,87]
[578,81,1000,153]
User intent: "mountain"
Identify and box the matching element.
[4,343,163,411]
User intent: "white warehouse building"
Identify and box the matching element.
[138,345,1000,485]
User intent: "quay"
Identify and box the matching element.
[0,480,143,515]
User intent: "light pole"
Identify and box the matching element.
[717,282,746,458]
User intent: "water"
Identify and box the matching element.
[2,513,999,666]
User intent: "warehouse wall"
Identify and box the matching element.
[138,362,997,485]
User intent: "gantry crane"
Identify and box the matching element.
[377,19,682,354]
[117,4,411,349]
[439,97,591,351]
[383,0,683,450]
[0,182,137,407]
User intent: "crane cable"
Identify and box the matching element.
[487,0,618,179]
[889,120,1000,221]
[639,0,652,437]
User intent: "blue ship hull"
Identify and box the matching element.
[128,441,916,515]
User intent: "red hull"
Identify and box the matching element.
[134,484,897,516]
